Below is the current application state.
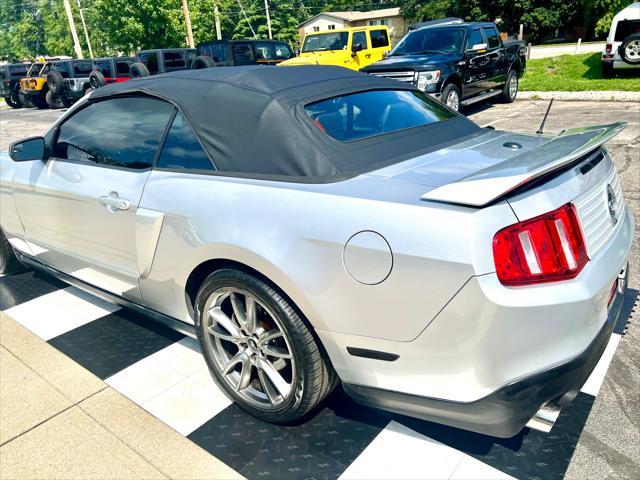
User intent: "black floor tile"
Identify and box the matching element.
[0,270,67,310]
[48,308,184,379]
[188,390,388,480]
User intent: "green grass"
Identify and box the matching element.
[520,52,640,91]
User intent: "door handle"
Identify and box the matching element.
[99,192,131,213]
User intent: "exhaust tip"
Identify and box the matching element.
[526,401,562,433]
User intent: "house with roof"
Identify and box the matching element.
[298,8,409,45]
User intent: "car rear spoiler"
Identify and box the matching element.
[421,122,627,207]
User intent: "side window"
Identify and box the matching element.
[163,51,187,69]
[466,29,484,49]
[483,27,501,49]
[73,61,93,76]
[139,53,159,74]
[233,44,254,62]
[54,97,174,169]
[116,60,132,76]
[352,31,368,50]
[156,112,214,171]
[370,29,389,48]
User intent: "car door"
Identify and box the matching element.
[482,26,507,88]
[463,28,492,97]
[350,30,370,69]
[368,28,391,64]
[13,96,174,302]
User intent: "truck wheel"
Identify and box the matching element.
[619,34,640,65]
[0,229,24,274]
[129,63,150,78]
[191,55,217,69]
[441,84,461,111]
[500,71,518,103]
[194,269,337,423]
[45,90,65,109]
[4,94,21,108]
[46,71,66,95]
[18,93,33,108]
[89,71,106,89]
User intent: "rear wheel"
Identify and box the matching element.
[45,90,65,109]
[500,70,518,103]
[18,92,33,108]
[195,269,336,423]
[4,87,21,108]
[441,83,461,112]
[46,71,66,95]
[0,230,24,274]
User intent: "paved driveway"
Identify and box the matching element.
[1,99,638,479]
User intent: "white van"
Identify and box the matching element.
[601,2,640,76]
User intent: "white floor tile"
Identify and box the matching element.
[5,286,119,340]
[339,421,464,480]
[581,333,622,396]
[450,455,515,479]
[142,377,231,436]
[150,336,207,376]
[105,356,186,406]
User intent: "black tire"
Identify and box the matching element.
[33,93,48,109]
[619,33,640,65]
[89,70,106,89]
[500,70,518,103]
[194,269,337,423]
[0,229,24,274]
[129,62,150,78]
[5,86,22,108]
[191,55,217,69]
[46,70,66,95]
[18,92,33,108]
[601,61,614,78]
[45,90,65,109]
[440,83,461,112]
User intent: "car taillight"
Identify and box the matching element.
[493,204,588,286]
[606,43,613,54]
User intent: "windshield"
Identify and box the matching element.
[254,42,293,61]
[27,63,43,77]
[302,32,349,53]
[305,89,456,141]
[391,27,466,56]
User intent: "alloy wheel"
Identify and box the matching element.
[202,288,296,410]
[509,75,518,99]
[625,40,640,61]
[446,90,460,111]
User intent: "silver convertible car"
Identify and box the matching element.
[0,66,634,437]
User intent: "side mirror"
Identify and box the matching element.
[468,43,487,53]
[9,136,47,162]
[383,50,389,58]
[351,43,363,55]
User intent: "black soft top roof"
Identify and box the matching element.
[90,65,480,182]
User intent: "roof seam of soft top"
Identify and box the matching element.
[135,71,370,97]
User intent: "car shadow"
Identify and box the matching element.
[582,52,640,79]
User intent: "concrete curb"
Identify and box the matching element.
[519,91,640,102]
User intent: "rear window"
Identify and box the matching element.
[305,89,456,141]
[614,19,640,41]
[52,62,71,78]
[254,42,293,61]
[116,60,132,76]
[163,51,187,69]
[138,52,159,74]
[73,61,93,76]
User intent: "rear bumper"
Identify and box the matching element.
[344,266,628,438]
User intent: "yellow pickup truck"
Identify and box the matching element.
[279,26,391,70]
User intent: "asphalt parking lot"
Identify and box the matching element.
[1,99,638,479]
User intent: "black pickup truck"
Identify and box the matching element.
[362,20,526,111]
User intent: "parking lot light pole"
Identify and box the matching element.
[214,3,222,40]
[76,0,93,58]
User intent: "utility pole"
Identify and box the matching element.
[214,3,222,40]
[264,0,272,39]
[63,0,83,59]
[182,0,195,48]
[76,0,93,58]
[236,0,257,39]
